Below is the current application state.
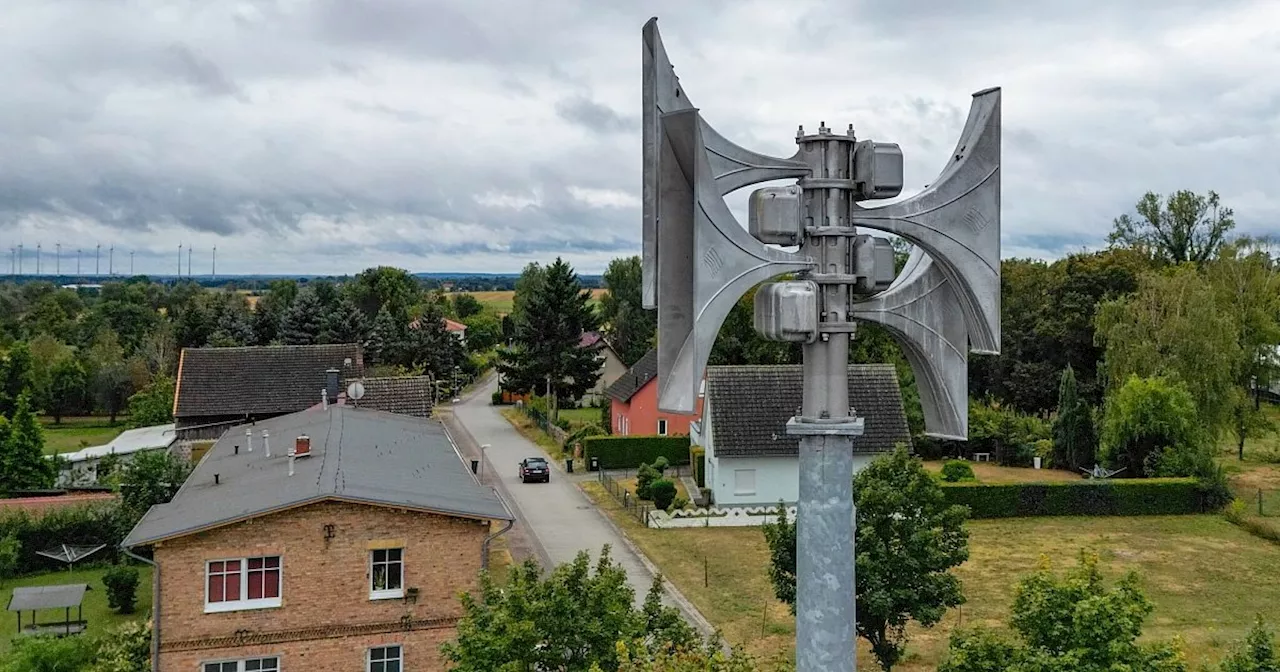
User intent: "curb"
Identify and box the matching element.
[574,480,721,642]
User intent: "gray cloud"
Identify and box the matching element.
[0,0,1276,275]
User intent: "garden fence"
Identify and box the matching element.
[1250,488,1279,518]
[598,471,654,527]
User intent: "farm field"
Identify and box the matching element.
[463,289,606,315]
[583,481,1280,671]
[40,417,127,455]
[0,565,153,655]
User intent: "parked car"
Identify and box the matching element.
[518,457,550,483]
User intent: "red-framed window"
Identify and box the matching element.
[206,556,281,610]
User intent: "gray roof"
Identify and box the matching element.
[175,344,363,418]
[124,406,511,548]
[355,376,435,418]
[605,349,657,402]
[705,364,912,457]
[8,584,90,611]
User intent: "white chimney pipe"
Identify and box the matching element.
[262,429,271,457]
[288,455,295,477]
[246,428,253,452]
[322,388,329,410]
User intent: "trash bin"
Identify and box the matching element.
[566,458,574,474]
[470,459,479,474]
[590,456,599,471]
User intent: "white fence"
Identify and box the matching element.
[647,504,797,529]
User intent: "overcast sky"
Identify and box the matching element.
[2,0,1278,276]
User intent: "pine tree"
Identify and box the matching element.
[322,295,369,346]
[497,258,602,421]
[0,342,34,418]
[0,394,56,491]
[210,300,254,347]
[1052,365,1096,472]
[368,305,405,365]
[406,302,465,377]
[279,287,325,346]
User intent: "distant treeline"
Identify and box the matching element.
[1,272,603,293]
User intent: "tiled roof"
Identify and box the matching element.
[580,331,603,348]
[443,319,467,332]
[174,344,363,418]
[124,406,512,548]
[705,364,912,456]
[357,376,435,418]
[604,349,657,402]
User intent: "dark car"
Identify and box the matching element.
[518,457,550,483]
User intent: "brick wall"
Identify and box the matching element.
[154,499,488,669]
[161,627,455,672]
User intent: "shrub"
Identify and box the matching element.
[0,534,19,586]
[942,478,1208,518]
[491,390,504,406]
[636,463,661,501]
[582,436,691,470]
[562,423,608,454]
[102,564,140,614]
[941,460,976,483]
[690,446,706,488]
[672,496,690,510]
[0,503,133,574]
[652,456,670,474]
[650,479,677,511]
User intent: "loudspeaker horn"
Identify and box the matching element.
[850,87,1002,354]
[642,17,809,310]
[850,247,969,439]
[655,107,812,413]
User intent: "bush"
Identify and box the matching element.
[652,456,669,474]
[941,460,976,483]
[942,478,1208,518]
[636,463,661,501]
[0,503,133,574]
[672,496,690,510]
[562,423,608,454]
[102,564,140,614]
[0,534,19,585]
[650,479,677,511]
[491,390,504,406]
[582,436,691,470]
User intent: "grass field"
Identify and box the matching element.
[583,482,1280,671]
[922,461,1083,484]
[0,565,153,655]
[500,408,565,459]
[558,407,602,428]
[464,289,606,315]
[40,417,127,455]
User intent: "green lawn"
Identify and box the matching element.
[40,418,127,455]
[583,482,1280,671]
[558,408,601,428]
[0,565,153,655]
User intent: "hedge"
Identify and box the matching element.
[583,435,691,470]
[942,478,1208,518]
[0,502,135,574]
[691,446,706,488]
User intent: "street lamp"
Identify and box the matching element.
[479,444,490,481]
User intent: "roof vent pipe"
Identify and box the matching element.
[262,429,271,458]
[294,435,311,457]
[288,455,295,477]
[246,428,253,452]
[322,388,329,410]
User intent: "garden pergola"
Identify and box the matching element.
[7,583,91,635]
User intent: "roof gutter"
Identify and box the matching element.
[480,488,516,572]
[121,545,160,672]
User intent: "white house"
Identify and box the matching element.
[696,364,912,507]
[54,423,178,487]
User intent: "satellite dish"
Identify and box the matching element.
[347,381,365,402]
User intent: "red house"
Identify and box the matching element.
[604,350,703,436]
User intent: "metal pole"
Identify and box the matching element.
[178,244,182,278]
[95,244,100,276]
[789,121,865,672]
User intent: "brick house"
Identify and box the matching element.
[124,405,513,672]
[604,350,702,437]
[173,344,364,440]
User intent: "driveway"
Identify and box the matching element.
[445,375,712,632]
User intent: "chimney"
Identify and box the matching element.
[325,368,340,405]
[246,428,253,452]
[262,429,271,457]
[294,435,311,457]
[321,388,329,410]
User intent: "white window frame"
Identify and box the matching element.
[369,548,405,600]
[733,469,757,496]
[201,656,280,672]
[657,419,668,436]
[204,555,283,614]
[367,644,403,672]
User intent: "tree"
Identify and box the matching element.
[250,280,298,346]
[938,553,1187,672]
[452,293,484,319]
[1219,616,1278,672]
[461,313,502,352]
[279,286,325,345]
[442,546,701,671]
[405,301,467,378]
[0,394,56,491]
[605,639,759,672]
[368,305,406,365]
[86,330,133,423]
[0,341,34,417]
[0,534,20,586]
[1109,189,1235,265]
[347,266,419,319]
[102,564,140,614]
[89,621,153,672]
[1101,375,1206,478]
[762,447,970,671]
[322,294,369,346]
[1095,266,1240,435]
[209,295,254,347]
[26,333,74,412]
[600,256,657,366]
[498,258,603,422]
[127,375,175,428]
[1051,366,1096,472]
[118,450,191,521]
[48,358,88,424]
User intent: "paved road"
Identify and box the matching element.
[447,376,711,631]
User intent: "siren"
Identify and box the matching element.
[654,107,812,413]
[850,249,969,439]
[642,18,809,310]
[850,88,1002,354]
